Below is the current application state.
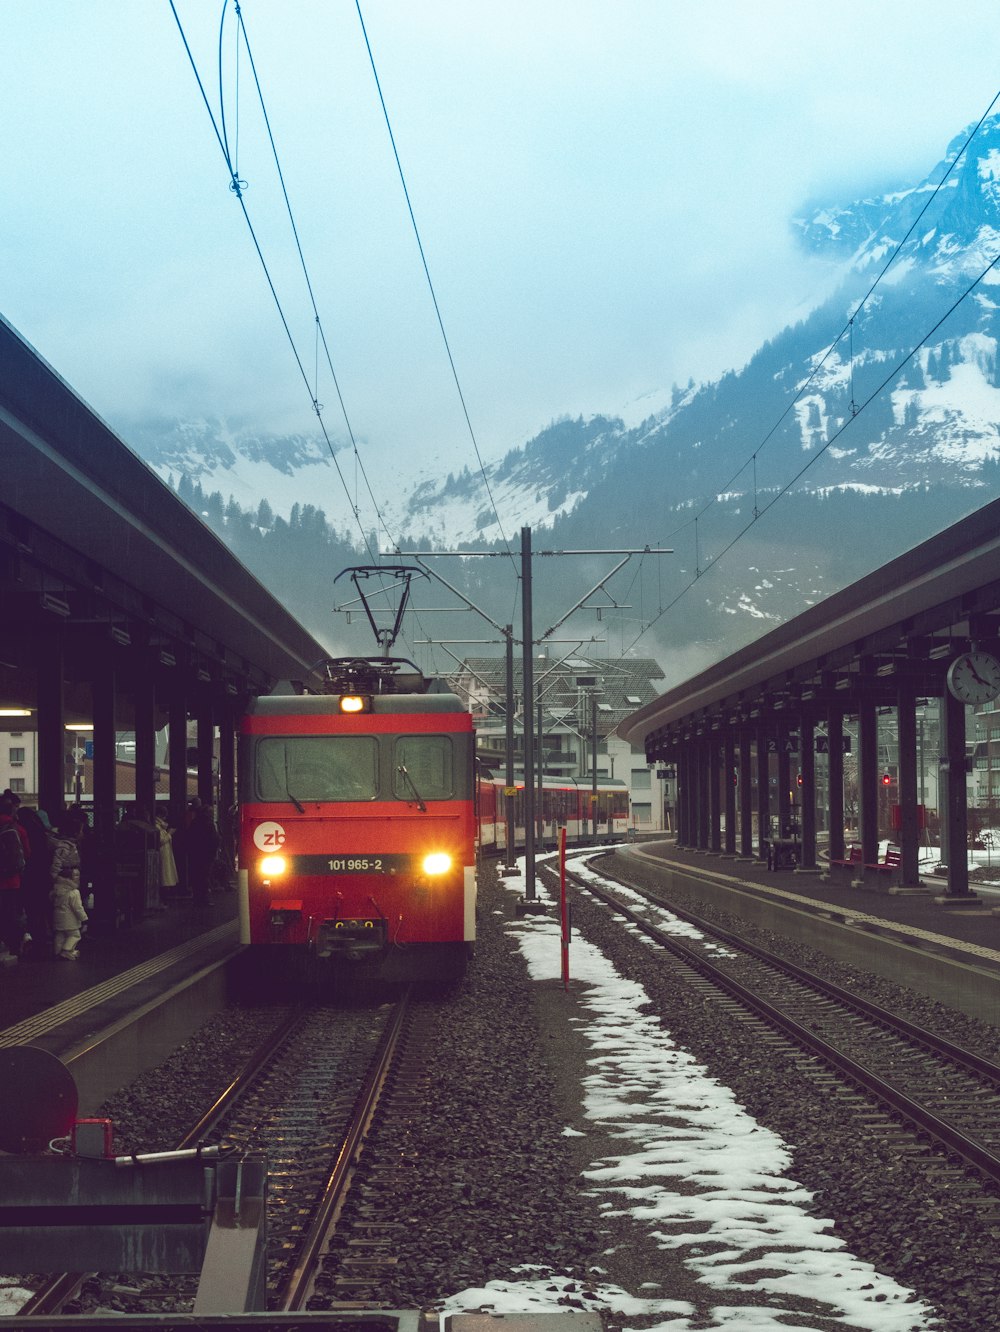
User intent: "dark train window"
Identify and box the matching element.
[255,736,379,801]
[393,736,454,801]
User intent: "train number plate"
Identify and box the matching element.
[293,854,409,875]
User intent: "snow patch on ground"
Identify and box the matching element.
[440,861,937,1330]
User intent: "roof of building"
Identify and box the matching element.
[450,655,665,737]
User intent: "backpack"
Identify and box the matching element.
[0,824,26,877]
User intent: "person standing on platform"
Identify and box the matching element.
[17,806,54,955]
[171,798,199,899]
[186,802,221,906]
[0,796,30,964]
[156,811,179,899]
[51,873,88,960]
[115,805,159,921]
[50,810,86,886]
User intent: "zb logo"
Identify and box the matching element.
[253,821,287,851]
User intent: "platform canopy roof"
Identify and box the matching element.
[1,313,330,700]
[618,498,1000,759]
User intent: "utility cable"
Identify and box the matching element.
[170,0,384,568]
[174,1,517,662]
[652,87,1000,554]
[354,0,519,578]
[231,2,399,558]
[623,244,1000,653]
[231,0,428,657]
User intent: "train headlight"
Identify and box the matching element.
[421,852,452,876]
[259,854,288,877]
[339,694,371,714]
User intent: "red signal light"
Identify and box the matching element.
[881,772,891,786]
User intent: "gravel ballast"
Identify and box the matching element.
[75,855,1000,1329]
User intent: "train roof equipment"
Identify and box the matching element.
[250,656,467,715]
[332,564,428,656]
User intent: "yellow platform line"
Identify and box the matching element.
[0,921,238,1047]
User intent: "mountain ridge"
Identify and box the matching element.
[127,113,1000,671]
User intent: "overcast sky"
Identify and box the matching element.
[6,1,1000,494]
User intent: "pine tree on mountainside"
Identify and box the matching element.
[144,112,1000,661]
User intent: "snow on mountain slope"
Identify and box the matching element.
[796,116,1000,283]
[130,113,1000,563]
[133,415,483,543]
[134,410,629,546]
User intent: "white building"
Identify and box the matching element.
[448,653,672,832]
[0,725,37,798]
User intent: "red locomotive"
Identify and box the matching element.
[237,657,477,983]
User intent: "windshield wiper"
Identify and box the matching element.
[284,749,305,813]
[396,764,426,812]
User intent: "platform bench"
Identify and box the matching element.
[829,844,862,871]
[865,845,902,875]
[822,844,862,883]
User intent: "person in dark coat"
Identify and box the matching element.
[186,802,221,905]
[17,806,54,954]
[0,796,31,963]
[114,805,158,924]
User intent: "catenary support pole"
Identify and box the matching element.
[504,626,516,868]
[521,527,536,899]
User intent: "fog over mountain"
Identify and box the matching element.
[130,115,1000,682]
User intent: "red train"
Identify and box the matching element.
[477,774,630,851]
[237,658,477,983]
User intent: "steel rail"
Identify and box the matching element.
[277,988,412,1311]
[557,859,1000,1185]
[591,854,1000,1082]
[19,1007,307,1318]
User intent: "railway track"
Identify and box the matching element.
[550,851,1000,1193]
[19,994,415,1319]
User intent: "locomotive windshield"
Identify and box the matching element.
[251,733,458,804]
[255,736,379,802]
[392,736,454,800]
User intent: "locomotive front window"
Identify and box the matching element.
[393,736,454,801]
[255,736,379,802]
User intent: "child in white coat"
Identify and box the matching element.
[51,875,87,960]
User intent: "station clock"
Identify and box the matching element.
[946,650,1000,704]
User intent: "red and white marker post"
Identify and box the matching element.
[559,827,570,990]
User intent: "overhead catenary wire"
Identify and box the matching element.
[614,88,1000,663]
[170,0,447,661]
[230,2,399,557]
[623,243,1000,654]
[172,1,524,666]
[169,0,383,568]
[652,87,1000,557]
[354,0,520,581]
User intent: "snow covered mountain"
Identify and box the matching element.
[128,407,624,548]
[128,114,1000,661]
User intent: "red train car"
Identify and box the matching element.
[477,774,629,851]
[237,659,476,983]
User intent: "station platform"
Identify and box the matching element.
[0,890,240,1060]
[613,839,1000,1027]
